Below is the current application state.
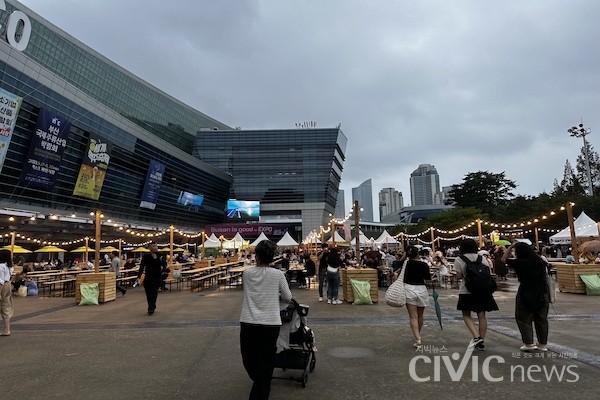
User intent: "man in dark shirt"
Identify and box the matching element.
[137,242,167,315]
[317,244,329,302]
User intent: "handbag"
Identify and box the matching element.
[385,259,407,307]
[327,265,339,273]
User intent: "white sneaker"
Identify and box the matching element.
[333,299,343,305]
[319,297,323,302]
[327,299,332,304]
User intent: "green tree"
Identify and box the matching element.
[553,159,585,196]
[447,171,516,215]
[414,207,487,233]
[575,142,600,195]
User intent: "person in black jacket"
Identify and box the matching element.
[137,243,167,315]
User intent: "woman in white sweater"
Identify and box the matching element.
[240,240,292,400]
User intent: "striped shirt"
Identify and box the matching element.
[240,266,292,326]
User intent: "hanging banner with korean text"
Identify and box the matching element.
[19,108,70,188]
[139,160,165,210]
[0,88,22,173]
[72,133,112,200]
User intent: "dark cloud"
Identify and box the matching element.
[20,0,600,218]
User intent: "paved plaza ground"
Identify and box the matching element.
[3,278,599,400]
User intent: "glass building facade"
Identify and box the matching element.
[194,128,347,239]
[352,179,374,222]
[0,1,232,241]
[410,164,441,206]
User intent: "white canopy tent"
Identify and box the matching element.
[374,230,398,245]
[327,231,347,244]
[249,232,269,247]
[276,232,299,247]
[203,233,222,248]
[223,232,248,249]
[549,211,599,244]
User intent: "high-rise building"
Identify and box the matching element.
[334,189,346,219]
[194,127,347,239]
[410,164,441,206]
[0,0,232,239]
[379,188,403,219]
[352,179,374,222]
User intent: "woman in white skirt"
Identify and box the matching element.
[394,246,432,348]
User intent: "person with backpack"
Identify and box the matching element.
[454,239,498,351]
[501,242,550,352]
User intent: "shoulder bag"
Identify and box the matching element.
[385,259,408,307]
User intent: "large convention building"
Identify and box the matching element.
[0,0,346,246]
[194,127,347,240]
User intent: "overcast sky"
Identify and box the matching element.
[19,0,600,220]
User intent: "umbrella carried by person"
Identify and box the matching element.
[579,240,600,254]
[431,286,443,330]
[493,240,511,246]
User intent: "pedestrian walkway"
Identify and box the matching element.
[3,279,599,399]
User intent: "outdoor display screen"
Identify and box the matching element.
[227,200,260,218]
[177,191,204,210]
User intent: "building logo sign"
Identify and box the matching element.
[0,0,32,51]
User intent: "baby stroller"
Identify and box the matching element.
[273,299,316,388]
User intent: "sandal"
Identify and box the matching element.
[413,338,422,348]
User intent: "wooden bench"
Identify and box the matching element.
[191,271,226,291]
[218,272,244,290]
[41,278,76,297]
[116,276,137,287]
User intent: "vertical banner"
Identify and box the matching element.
[19,108,70,188]
[139,160,165,210]
[0,88,22,173]
[343,221,352,242]
[73,134,112,200]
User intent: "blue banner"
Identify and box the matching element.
[19,108,71,189]
[0,88,22,173]
[139,160,165,210]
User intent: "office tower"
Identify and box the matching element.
[352,179,374,222]
[410,164,441,206]
[334,189,346,219]
[195,127,347,238]
[379,187,404,219]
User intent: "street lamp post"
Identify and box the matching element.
[568,122,594,196]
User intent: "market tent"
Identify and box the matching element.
[203,233,222,248]
[276,231,299,247]
[327,231,347,244]
[374,230,398,244]
[549,211,599,244]
[249,232,269,247]
[223,232,248,249]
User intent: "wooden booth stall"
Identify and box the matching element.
[340,268,379,303]
[556,262,600,294]
[75,272,116,304]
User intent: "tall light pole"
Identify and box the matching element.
[568,122,594,196]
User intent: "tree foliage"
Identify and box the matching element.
[575,142,600,195]
[447,171,516,215]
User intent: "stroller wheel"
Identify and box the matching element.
[301,373,308,388]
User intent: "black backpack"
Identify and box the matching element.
[459,255,497,295]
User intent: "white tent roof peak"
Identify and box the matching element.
[249,232,269,247]
[549,211,599,244]
[277,231,299,247]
